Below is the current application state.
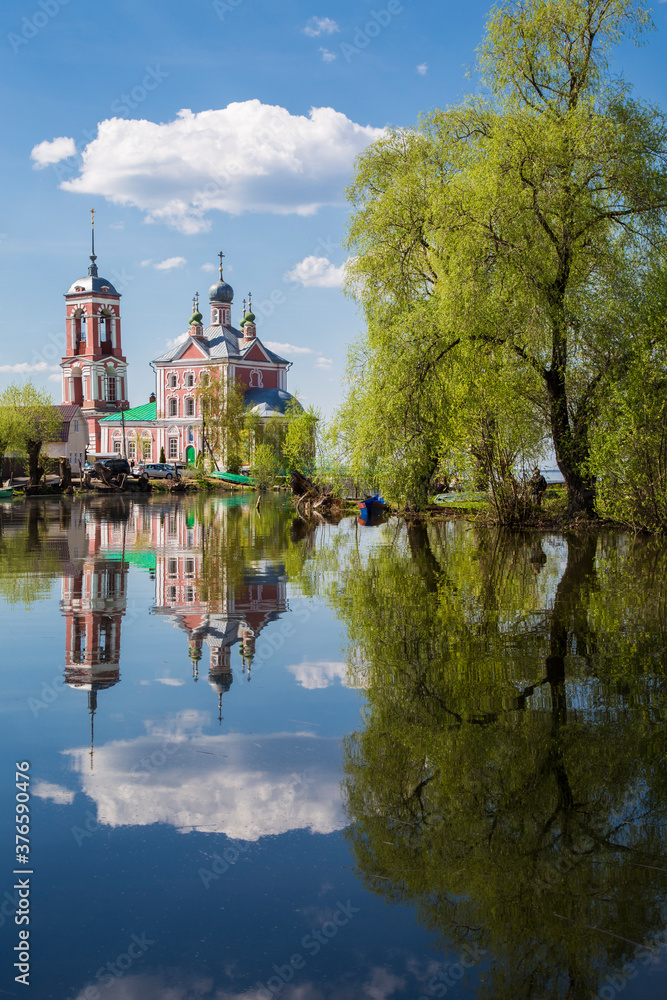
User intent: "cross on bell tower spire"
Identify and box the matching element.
[218,250,225,278]
[88,207,98,277]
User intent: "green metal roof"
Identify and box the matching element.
[101,402,157,423]
[106,551,157,571]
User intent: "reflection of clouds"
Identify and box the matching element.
[154,677,185,687]
[64,718,345,840]
[286,660,350,690]
[72,974,337,999]
[32,780,75,805]
[363,968,405,1000]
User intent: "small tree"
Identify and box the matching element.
[0,383,63,485]
[283,399,319,476]
[251,442,281,490]
[197,372,248,470]
[159,445,166,463]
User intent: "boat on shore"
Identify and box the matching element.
[358,495,387,517]
[209,471,255,486]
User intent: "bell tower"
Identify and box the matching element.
[61,210,129,454]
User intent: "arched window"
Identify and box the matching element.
[168,397,178,417]
[169,373,178,388]
[249,369,263,388]
[185,397,195,416]
[186,373,194,387]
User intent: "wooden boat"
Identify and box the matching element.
[0,486,14,500]
[358,495,387,517]
[209,471,255,486]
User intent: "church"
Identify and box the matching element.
[60,225,299,465]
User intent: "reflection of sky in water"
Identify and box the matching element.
[0,497,665,1000]
[61,720,346,839]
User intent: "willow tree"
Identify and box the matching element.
[196,373,249,471]
[0,382,63,485]
[343,0,667,513]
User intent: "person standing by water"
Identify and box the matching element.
[530,468,547,506]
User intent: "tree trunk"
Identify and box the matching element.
[545,370,596,516]
[27,440,43,487]
[59,457,72,489]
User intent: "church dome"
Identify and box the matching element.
[209,278,234,304]
[66,274,120,296]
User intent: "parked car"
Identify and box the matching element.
[89,457,132,478]
[141,462,176,479]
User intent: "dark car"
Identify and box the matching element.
[94,457,132,477]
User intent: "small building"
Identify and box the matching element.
[44,403,89,473]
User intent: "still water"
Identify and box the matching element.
[0,494,665,1000]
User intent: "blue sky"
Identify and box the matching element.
[2,0,667,417]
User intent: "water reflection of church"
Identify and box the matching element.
[149,507,288,720]
[60,501,288,729]
[61,512,128,765]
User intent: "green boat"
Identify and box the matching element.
[209,471,255,486]
[0,486,14,500]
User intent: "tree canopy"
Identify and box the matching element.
[0,382,63,484]
[341,0,667,514]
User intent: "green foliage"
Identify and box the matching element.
[250,442,280,489]
[591,365,667,529]
[282,399,319,476]
[0,382,63,485]
[340,0,667,515]
[197,373,249,468]
[159,445,166,463]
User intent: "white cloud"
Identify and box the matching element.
[286,255,346,288]
[315,356,333,370]
[48,373,61,382]
[201,262,216,272]
[304,16,340,36]
[320,47,337,61]
[286,660,350,689]
[65,728,345,840]
[54,102,382,232]
[141,257,187,270]
[166,331,189,349]
[30,135,77,168]
[32,780,75,805]
[417,62,428,75]
[154,256,187,271]
[0,362,60,373]
[264,341,315,356]
[155,678,185,686]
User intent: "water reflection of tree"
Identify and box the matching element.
[0,501,68,606]
[195,495,301,605]
[320,522,667,1000]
